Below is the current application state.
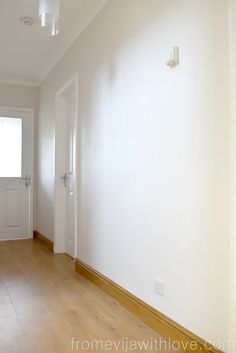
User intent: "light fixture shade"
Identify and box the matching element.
[39,0,60,36]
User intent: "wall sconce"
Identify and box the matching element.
[166,47,179,68]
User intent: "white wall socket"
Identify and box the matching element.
[154,279,165,297]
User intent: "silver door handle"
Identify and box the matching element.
[61,173,68,187]
[22,175,30,187]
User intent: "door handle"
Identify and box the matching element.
[22,175,30,187]
[61,173,68,188]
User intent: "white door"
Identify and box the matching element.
[63,92,76,258]
[54,74,78,257]
[0,108,33,241]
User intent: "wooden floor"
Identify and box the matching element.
[0,240,178,353]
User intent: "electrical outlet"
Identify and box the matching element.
[154,279,165,297]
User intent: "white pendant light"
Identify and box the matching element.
[39,0,60,36]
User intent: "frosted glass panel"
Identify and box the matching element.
[0,117,22,177]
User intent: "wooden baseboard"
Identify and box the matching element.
[33,231,54,252]
[65,253,74,260]
[75,258,221,353]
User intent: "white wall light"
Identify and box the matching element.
[166,47,179,68]
[39,0,60,36]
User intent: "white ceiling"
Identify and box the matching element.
[0,0,109,86]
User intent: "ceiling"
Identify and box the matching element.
[0,0,109,86]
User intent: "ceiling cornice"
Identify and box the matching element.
[0,76,39,87]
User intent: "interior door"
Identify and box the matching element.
[0,108,32,241]
[63,92,76,257]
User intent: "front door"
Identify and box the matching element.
[0,108,33,241]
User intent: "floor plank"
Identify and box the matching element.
[0,239,180,353]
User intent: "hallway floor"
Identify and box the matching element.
[0,240,177,353]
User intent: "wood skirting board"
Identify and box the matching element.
[33,231,54,252]
[75,258,221,353]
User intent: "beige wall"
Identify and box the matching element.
[38,0,231,347]
[229,0,236,351]
[0,82,38,109]
[0,82,39,229]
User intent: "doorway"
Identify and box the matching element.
[0,107,34,241]
[54,74,78,258]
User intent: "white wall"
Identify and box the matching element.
[0,82,39,229]
[38,0,231,346]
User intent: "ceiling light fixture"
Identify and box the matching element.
[39,0,60,36]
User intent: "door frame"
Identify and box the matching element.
[0,106,34,239]
[54,73,79,258]
[229,0,236,349]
